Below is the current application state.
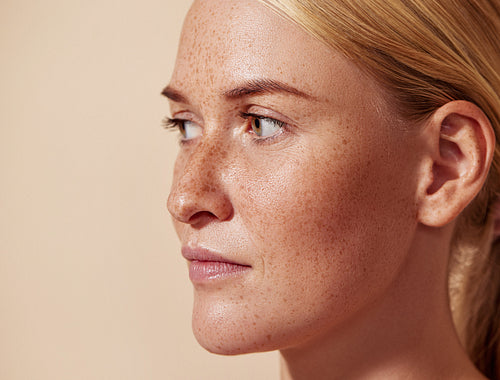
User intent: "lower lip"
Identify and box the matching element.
[188,260,251,283]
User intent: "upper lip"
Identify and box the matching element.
[181,246,250,267]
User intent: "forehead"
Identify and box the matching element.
[169,0,363,101]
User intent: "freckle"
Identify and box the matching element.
[267,334,272,341]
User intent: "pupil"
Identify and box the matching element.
[254,119,261,130]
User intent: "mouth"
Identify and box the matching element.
[181,246,252,283]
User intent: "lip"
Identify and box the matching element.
[181,246,251,283]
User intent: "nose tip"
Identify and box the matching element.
[167,191,196,224]
[167,174,234,226]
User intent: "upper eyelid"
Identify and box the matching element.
[239,109,291,124]
[169,111,204,125]
[239,112,285,126]
[244,104,297,123]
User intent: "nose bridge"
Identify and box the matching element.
[168,134,233,223]
[183,134,227,189]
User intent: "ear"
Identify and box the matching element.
[417,100,496,227]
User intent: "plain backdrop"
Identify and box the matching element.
[0,0,278,378]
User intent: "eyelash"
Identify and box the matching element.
[162,116,182,131]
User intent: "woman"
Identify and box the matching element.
[164,0,500,379]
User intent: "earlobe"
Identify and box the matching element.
[417,101,495,227]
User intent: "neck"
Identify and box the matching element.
[279,225,485,380]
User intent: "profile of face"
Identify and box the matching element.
[166,0,423,355]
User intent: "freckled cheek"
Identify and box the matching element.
[234,146,409,292]
[236,156,360,263]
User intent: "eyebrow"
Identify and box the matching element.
[161,87,188,103]
[161,78,313,103]
[222,78,313,99]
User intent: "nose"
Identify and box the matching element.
[167,140,234,226]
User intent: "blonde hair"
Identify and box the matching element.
[258,0,500,377]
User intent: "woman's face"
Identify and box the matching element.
[166,0,421,354]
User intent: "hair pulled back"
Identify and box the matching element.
[258,0,500,377]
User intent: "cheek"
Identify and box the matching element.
[231,135,417,342]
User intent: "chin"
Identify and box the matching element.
[193,327,273,356]
[192,313,276,356]
[190,299,290,356]
[190,297,337,357]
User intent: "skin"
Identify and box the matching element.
[165,0,490,378]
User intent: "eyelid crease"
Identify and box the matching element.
[239,112,285,126]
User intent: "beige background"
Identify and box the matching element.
[0,0,278,379]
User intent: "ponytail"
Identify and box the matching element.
[452,197,500,379]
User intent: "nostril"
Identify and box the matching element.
[188,211,220,229]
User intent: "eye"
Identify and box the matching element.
[180,120,202,139]
[163,117,202,140]
[242,113,284,138]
